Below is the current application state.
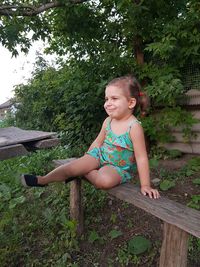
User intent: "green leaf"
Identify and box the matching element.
[128,236,151,255]
[149,158,159,169]
[88,230,100,243]
[9,196,26,209]
[192,178,200,185]
[109,229,122,240]
[0,184,12,201]
[160,180,175,191]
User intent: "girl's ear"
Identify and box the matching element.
[129,98,136,109]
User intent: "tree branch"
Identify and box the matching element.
[0,0,88,16]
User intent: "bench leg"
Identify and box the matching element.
[70,179,84,236]
[159,222,189,267]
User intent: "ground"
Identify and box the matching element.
[72,154,200,267]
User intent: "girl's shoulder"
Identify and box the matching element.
[103,117,111,125]
[129,117,141,124]
[128,116,141,128]
[129,118,144,140]
[129,115,142,129]
[102,117,111,130]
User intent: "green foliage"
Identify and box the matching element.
[188,236,200,266]
[166,149,182,159]
[109,229,122,240]
[0,147,199,265]
[142,107,198,144]
[0,147,78,266]
[116,235,153,266]
[116,246,140,266]
[0,146,109,266]
[0,111,16,128]
[128,236,152,255]
[88,230,101,243]
[187,195,200,210]
[184,157,200,172]
[159,180,176,191]
[14,57,109,155]
[192,178,200,185]
[2,1,198,150]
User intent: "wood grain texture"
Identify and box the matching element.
[159,222,189,267]
[70,179,84,236]
[0,144,28,160]
[107,183,200,238]
[53,159,200,238]
[0,127,56,147]
[30,138,60,149]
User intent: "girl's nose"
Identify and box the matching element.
[105,101,111,107]
[106,99,112,105]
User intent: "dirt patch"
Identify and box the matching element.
[73,155,200,267]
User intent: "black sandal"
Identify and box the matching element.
[21,174,46,187]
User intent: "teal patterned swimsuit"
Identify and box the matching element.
[87,118,141,183]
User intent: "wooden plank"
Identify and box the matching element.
[171,123,200,132]
[53,159,200,238]
[53,158,77,167]
[163,142,200,154]
[0,144,28,160]
[70,179,84,236]
[159,222,189,267]
[191,110,200,119]
[0,127,57,147]
[30,138,60,149]
[171,132,200,143]
[108,183,200,238]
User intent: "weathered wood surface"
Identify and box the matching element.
[0,127,57,147]
[0,127,60,160]
[53,158,200,238]
[31,138,60,149]
[70,180,84,236]
[108,183,200,238]
[171,123,200,133]
[171,132,200,143]
[53,158,77,167]
[159,222,189,267]
[0,144,28,160]
[163,142,200,154]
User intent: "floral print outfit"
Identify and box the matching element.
[87,118,141,183]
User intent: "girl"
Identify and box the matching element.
[21,75,160,199]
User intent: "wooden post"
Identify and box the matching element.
[159,222,189,267]
[70,179,84,236]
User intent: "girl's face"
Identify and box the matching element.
[104,85,136,119]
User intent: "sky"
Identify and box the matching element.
[0,42,56,105]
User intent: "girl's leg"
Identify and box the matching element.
[85,165,121,189]
[37,155,99,185]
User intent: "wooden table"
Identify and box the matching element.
[0,127,60,160]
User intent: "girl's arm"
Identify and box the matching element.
[130,123,160,199]
[87,117,108,151]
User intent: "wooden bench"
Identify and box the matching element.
[0,127,60,160]
[53,158,200,267]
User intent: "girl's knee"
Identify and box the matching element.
[95,175,120,189]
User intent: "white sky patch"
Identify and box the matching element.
[0,42,56,105]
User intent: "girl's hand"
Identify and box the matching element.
[141,185,160,199]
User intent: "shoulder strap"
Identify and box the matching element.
[128,119,141,132]
[106,117,112,130]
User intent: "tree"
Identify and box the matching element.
[2,0,200,152]
[0,0,89,55]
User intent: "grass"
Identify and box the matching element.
[0,146,200,266]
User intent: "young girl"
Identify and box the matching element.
[21,75,160,199]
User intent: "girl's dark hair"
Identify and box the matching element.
[107,75,150,116]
